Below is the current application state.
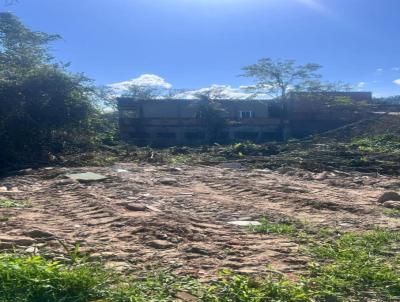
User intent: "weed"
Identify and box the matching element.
[249,218,297,235]
[0,199,30,208]
[350,134,400,154]
[383,208,400,218]
[306,229,400,301]
[204,270,310,302]
[0,254,113,302]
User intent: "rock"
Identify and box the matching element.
[125,203,147,211]
[377,192,400,203]
[0,236,36,246]
[147,240,174,249]
[25,246,39,253]
[158,178,177,185]
[66,172,107,183]
[183,245,213,255]
[175,291,199,302]
[382,200,400,209]
[314,171,329,180]
[221,162,242,170]
[227,221,261,226]
[276,166,294,174]
[24,229,55,239]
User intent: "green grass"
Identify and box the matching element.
[383,208,400,218]
[1,229,399,301]
[248,218,297,235]
[350,134,400,154]
[0,199,30,208]
[0,254,112,302]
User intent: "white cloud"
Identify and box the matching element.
[393,79,400,86]
[173,85,258,100]
[376,68,384,73]
[356,81,366,88]
[392,67,400,72]
[109,74,172,92]
[296,0,330,15]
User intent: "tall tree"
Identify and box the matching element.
[0,12,60,77]
[241,58,322,99]
[0,13,97,166]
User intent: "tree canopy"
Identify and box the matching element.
[241,58,323,99]
[0,12,98,167]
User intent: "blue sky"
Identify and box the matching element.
[3,0,400,97]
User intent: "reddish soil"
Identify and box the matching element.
[1,163,399,279]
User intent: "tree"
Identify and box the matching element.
[0,13,98,166]
[0,12,60,76]
[241,58,322,99]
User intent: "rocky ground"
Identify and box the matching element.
[1,162,399,280]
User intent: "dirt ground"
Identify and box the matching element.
[1,163,399,279]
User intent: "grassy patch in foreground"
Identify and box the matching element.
[0,229,399,302]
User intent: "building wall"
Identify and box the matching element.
[118,92,372,146]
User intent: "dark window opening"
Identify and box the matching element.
[261,132,281,140]
[234,132,259,140]
[185,132,206,140]
[130,132,149,139]
[157,132,176,138]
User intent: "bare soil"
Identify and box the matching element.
[1,163,399,279]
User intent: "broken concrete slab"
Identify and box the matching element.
[377,191,400,203]
[221,162,242,170]
[125,203,147,211]
[227,221,261,226]
[66,172,108,183]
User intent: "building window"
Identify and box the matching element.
[121,109,139,118]
[234,132,259,140]
[239,111,255,119]
[185,132,206,140]
[157,132,176,139]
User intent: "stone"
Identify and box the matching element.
[0,236,36,246]
[158,178,177,185]
[125,203,147,211]
[314,171,329,180]
[25,246,39,253]
[175,291,199,302]
[382,200,400,209]
[24,229,55,239]
[66,172,107,183]
[221,162,242,170]
[377,192,400,203]
[227,221,261,226]
[147,240,174,249]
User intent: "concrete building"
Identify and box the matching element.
[118,92,372,146]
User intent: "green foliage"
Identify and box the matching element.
[383,208,400,218]
[241,58,322,99]
[0,13,100,166]
[307,229,400,301]
[249,218,297,235]
[0,229,399,301]
[204,271,310,302]
[350,134,400,154]
[0,199,30,208]
[196,102,228,143]
[0,254,113,302]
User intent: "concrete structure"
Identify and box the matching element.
[118,92,372,146]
